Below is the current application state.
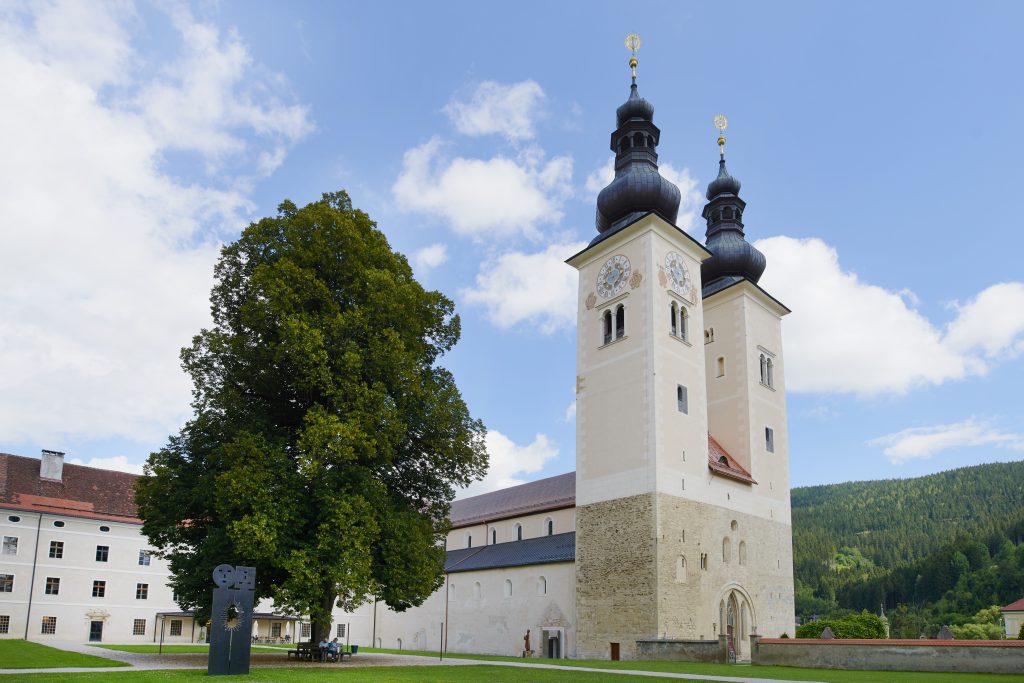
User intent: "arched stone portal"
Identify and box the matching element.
[716,584,756,662]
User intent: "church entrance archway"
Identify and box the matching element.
[716,584,756,662]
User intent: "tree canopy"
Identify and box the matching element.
[136,191,487,637]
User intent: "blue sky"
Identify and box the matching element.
[2,1,1023,494]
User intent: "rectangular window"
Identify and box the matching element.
[133,619,146,636]
[2,536,17,555]
[95,545,109,562]
[676,384,688,414]
[336,624,345,638]
[716,357,725,377]
[271,623,282,638]
[48,541,63,559]
[301,623,311,639]
[92,580,106,598]
[41,616,57,635]
[136,583,148,600]
[170,620,182,637]
[0,574,12,593]
[0,615,9,634]
[766,427,775,453]
[138,550,151,566]
[45,577,60,595]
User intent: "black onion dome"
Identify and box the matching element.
[594,82,681,239]
[616,84,654,127]
[701,156,766,287]
[705,159,741,199]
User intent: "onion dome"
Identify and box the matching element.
[701,132,766,290]
[593,44,681,243]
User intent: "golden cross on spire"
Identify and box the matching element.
[714,114,729,158]
[625,33,641,82]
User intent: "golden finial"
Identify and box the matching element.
[625,33,641,82]
[714,114,728,158]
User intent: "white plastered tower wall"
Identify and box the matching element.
[569,213,714,659]
[701,281,796,642]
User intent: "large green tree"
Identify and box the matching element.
[137,191,487,641]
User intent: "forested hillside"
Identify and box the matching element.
[791,460,1024,637]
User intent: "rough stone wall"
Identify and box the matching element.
[636,639,724,662]
[753,638,1024,674]
[575,494,657,659]
[655,492,795,650]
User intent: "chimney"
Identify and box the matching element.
[40,449,65,481]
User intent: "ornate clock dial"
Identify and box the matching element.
[664,251,691,292]
[597,254,631,299]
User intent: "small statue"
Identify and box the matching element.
[523,629,532,657]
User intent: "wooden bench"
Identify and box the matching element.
[287,641,317,661]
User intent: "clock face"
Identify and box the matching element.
[664,252,691,292]
[597,254,631,299]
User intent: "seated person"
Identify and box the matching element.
[328,637,340,659]
[318,637,329,659]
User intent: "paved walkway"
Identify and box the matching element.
[0,642,828,683]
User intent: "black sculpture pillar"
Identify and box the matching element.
[208,564,256,676]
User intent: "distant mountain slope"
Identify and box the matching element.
[790,460,1024,634]
[792,460,1024,572]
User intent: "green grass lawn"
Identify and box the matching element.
[0,665,623,682]
[0,640,128,669]
[356,647,1024,682]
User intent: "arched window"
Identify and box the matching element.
[700,553,708,570]
[474,581,482,599]
[491,528,497,545]
[504,579,512,598]
[670,302,678,336]
[545,518,554,536]
[723,537,732,563]
[514,523,522,541]
[466,534,472,548]
[766,358,774,388]
[677,384,688,414]
[739,541,747,566]
[538,576,547,595]
[680,307,688,341]
[602,310,612,345]
[760,354,767,385]
[676,555,687,583]
[633,132,643,147]
[615,305,625,339]
[449,583,455,601]
[717,356,726,377]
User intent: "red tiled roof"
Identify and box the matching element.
[707,436,756,485]
[1002,598,1024,612]
[0,453,142,523]
[451,472,575,528]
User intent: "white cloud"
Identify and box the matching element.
[945,282,1024,358]
[68,455,145,476]
[443,80,545,141]
[457,431,559,498]
[584,159,704,231]
[0,4,311,446]
[412,243,449,272]
[756,237,1024,395]
[869,419,1024,464]
[392,137,572,239]
[563,400,576,423]
[461,241,585,334]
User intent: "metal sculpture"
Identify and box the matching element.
[207,564,256,675]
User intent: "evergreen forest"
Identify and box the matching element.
[791,460,1024,638]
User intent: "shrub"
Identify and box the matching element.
[796,610,886,639]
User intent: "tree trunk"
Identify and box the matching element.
[309,591,336,644]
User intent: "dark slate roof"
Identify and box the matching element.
[450,472,575,528]
[445,532,575,573]
[0,452,141,523]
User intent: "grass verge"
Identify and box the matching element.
[0,640,128,669]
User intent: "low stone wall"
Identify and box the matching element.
[635,638,724,663]
[752,636,1024,674]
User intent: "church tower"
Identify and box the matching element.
[569,40,794,661]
